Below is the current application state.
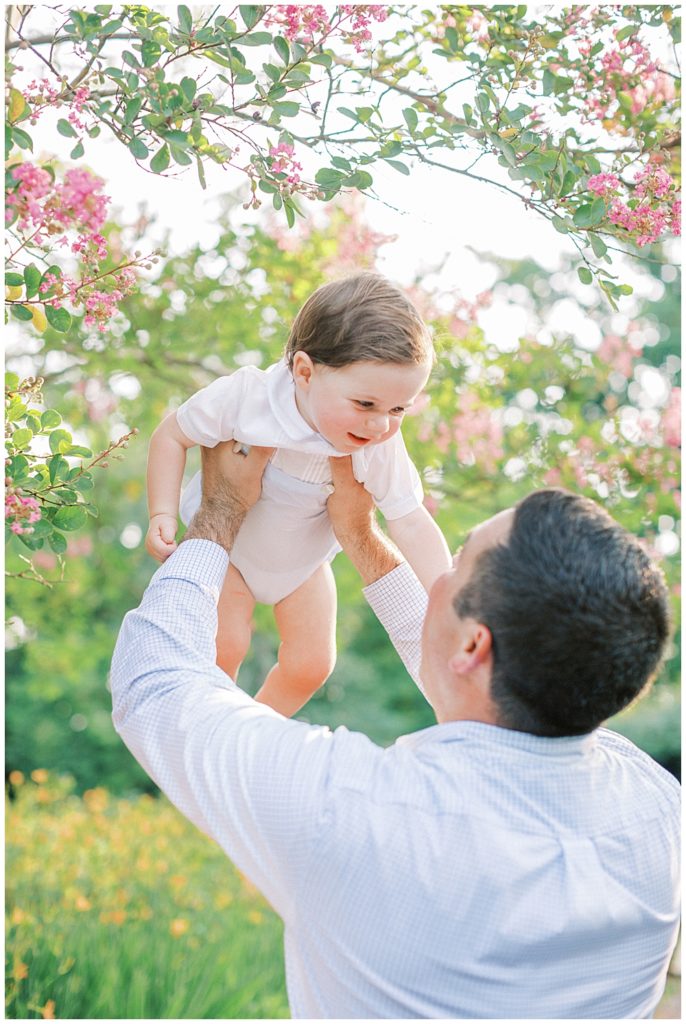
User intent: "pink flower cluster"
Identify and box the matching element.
[586,165,680,246]
[269,142,303,187]
[420,394,504,473]
[7,163,109,245]
[7,162,141,332]
[264,4,387,51]
[587,173,620,198]
[25,77,92,132]
[596,333,642,378]
[574,28,670,126]
[663,387,680,449]
[5,491,41,535]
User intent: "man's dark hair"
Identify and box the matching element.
[455,489,670,737]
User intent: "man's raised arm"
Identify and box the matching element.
[327,457,430,695]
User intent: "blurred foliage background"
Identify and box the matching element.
[6,196,681,791]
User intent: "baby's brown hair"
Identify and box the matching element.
[284,272,433,369]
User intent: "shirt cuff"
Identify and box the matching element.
[152,539,229,602]
[363,560,426,618]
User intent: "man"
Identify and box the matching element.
[111,442,680,1019]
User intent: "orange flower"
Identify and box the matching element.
[75,894,91,912]
[30,769,49,784]
[13,960,29,981]
[170,917,189,937]
[11,907,26,925]
[8,770,24,786]
[41,999,56,1019]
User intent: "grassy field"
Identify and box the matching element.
[5,772,288,1019]
[6,772,680,1020]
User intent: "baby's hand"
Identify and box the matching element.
[146,514,178,562]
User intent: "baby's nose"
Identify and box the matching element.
[366,411,389,434]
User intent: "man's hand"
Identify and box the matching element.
[183,442,275,553]
[327,457,404,585]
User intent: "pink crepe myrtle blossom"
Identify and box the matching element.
[596,334,641,378]
[269,142,303,187]
[5,492,41,535]
[264,4,387,51]
[635,166,675,200]
[663,387,681,449]
[587,173,621,197]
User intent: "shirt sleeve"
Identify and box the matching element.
[110,540,349,922]
[363,561,428,698]
[358,431,424,521]
[176,373,247,447]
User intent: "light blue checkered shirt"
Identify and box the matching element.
[111,540,680,1019]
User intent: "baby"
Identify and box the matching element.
[146,272,451,716]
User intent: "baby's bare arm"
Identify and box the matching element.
[387,506,451,591]
[146,412,196,561]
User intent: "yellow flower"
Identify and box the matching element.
[75,895,91,912]
[170,917,190,937]
[31,769,49,784]
[11,907,26,925]
[248,909,263,925]
[8,770,24,786]
[40,999,56,1019]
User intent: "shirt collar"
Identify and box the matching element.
[397,720,598,758]
[265,358,346,454]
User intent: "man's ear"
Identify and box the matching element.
[292,351,315,389]
[448,622,493,675]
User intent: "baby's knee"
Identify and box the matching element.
[280,642,336,691]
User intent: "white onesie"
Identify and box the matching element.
[177,359,424,604]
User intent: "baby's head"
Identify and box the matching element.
[284,272,433,370]
[285,274,434,453]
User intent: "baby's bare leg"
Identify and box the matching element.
[216,563,256,679]
[255,563,337,717]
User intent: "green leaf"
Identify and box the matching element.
[551,216,571,234]
[241,32,272,45]
[41,409,62,429]
[284,201,295,228]
[26,413,42,434]
[48,456,69,484]
[65,445,93,458]
[573,198,607,228]
[617,284,633,296]
[44,305,72,333]
[274,36,290,63]
[445,25,458,51]
[12,428,33,448]
[141,40,162,67]
[239,5,260,29]
[542,69,555,95]
[170,145,193,166]
[48,531,68,554]
[124,96,142,124]
[270,101,299,117]
[476,92,490,114]
[129,137,149,159]
[5,371,20,390]
[178,4,192,33]
[49,429,72,455]
[263,62,282,82]
[53,505,88,531]
[23,265,42,298]
[403,107,418,133]
[384,158,411,175]
[615,24,636,42]
[10,304,33,322]
[356,106,374,123]
[12,126,34,151]
[577,266,593,285]
[589,233,608,258]
[347,170,373,190]
[5,273,24,287]
[162,129,190,146]
[57,118,78,138]
[180,76,197,102]
[70,141,85,159]
[123,49,141,68]
[559,170,576,196]
[315,168,345,187]
[150,144,171,172]
[195,154,206,190]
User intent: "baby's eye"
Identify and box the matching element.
[390,407,405,415]
[354,400,374,408]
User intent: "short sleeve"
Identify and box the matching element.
[356,431,424,521]
[176,374,246,447]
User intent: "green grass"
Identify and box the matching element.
[6,772,289,1019]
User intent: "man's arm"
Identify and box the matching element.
[328,458,429,693]
[112,442,374,920]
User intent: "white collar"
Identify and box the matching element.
[265,359,347,455]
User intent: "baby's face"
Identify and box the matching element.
[293,355,432,453]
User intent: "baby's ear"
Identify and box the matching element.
[292,351,315,387]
